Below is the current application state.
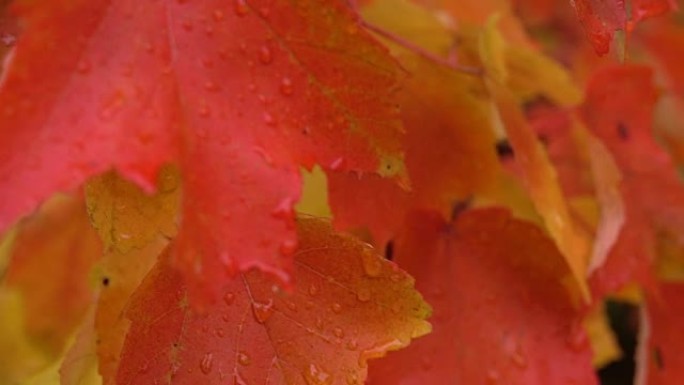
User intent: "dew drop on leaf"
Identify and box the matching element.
[200,352,213,374]
[223,292,235,306]
[346,339,358,351]
[204,80,220,92]
[356,286,371,302]
[308,283,319,296]
[258,45,273,65]
[486,369,500,384]
[262,112,276,126]
[233,0,249,16]
[361,250,382,277]
[280,239,298,256]
[329,157,345,171]
[137,362,149,374]
[280,77,293,96]
[333,327,344,338]
[238,351,251,366]
[303,363,333,385]
[212,9,224,21]
[251,298,274,323]
[271,197,294,219]
[331,303,342,313]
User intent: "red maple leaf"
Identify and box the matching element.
[0,0,404,301]
[367,208,597,385]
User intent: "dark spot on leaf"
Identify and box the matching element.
[495,139,514,159]
[537,134,550,147]
[653,347,665,370]
[450,197,472,221]
[617,122,629,140]
[102,277,110,286]
[384,240,394,261]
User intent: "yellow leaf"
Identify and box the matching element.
[85,165,180,253]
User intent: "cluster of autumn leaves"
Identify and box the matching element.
[1,0,684,384]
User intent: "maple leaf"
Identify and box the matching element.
[581,65,684,297]
[116,217,430,385]
[367,208,597,385]
[0,0,404,301]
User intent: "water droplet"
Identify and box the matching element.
[220,252,237,275]
[204,81,220,92]
[286,300,297,311]
[331,303,342,313]
[258,6,270,18]
[504,339,527,369]
[238,351,251,366]
[356,287,371,302]
[346,339,358,351]
[251,299,274,323]
[361,250,382,277]
[308,283,320,296]
[280,239,298,256]
[329,157,345,171]
[258,45,273,65]
[262,112,276,126]
[215,328,225,337]
[223,292,235,306]
[138,362,149,374]
[200,353,213,374]
[333,327,344,338]
[213,9,225,21]
[272,198,294,219]
[181,20,193,32]
[280,77,294,96]
[486,369,500,384]
[315,317,324,330]
[303,363,332,385]
[234,0,249,16]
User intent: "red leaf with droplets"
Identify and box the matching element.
[367,208,597,385]
[117,217,430,385]
[637,283,684,385]
[0,0,403,301]
[328,63,499,246]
